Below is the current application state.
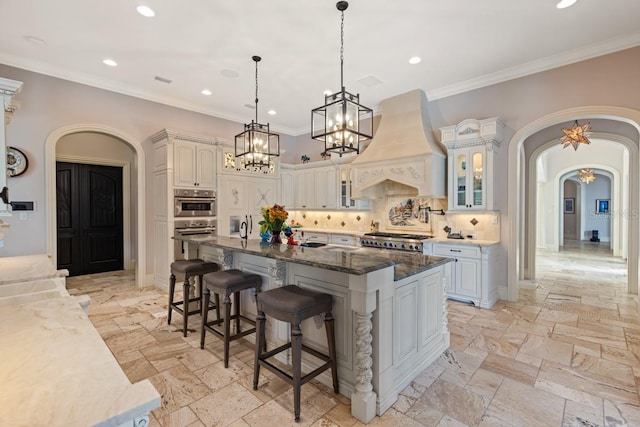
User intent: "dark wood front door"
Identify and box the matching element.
[56,162,124,276]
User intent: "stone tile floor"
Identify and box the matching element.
[67,242,640,426]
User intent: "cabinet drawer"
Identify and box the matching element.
[330,234,357,246]
[432,244,480,258]
[305,232,329,244]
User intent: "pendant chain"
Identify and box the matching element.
[255,59,259,123]
[340,9,344,90]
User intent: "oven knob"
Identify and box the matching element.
[383,242,387,247]
[409,245,414,250]
[401,244,406,249]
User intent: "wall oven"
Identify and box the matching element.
[174,219,216,260]
[174,189,216,217]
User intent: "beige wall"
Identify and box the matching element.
[1,46,639,282]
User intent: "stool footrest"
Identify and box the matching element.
[257,358,332,388]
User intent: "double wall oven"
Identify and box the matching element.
[174,189,216,260]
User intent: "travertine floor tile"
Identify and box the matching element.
[66,239,638,427]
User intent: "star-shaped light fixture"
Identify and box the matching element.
[560,120,593,150]
[578,168,595,184]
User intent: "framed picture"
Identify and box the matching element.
[564,198,575,214]
[596,199,610,214]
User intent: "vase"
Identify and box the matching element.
[259,229,271,243]
[270,229,282,244]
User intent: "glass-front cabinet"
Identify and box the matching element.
[453,149,484,210]
[440,117,504,212]
[339,166,370,210]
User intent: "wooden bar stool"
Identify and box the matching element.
[168,259,220,337]
[253,285,338,422]
[201,269,262,367]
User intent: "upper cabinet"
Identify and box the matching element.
[174,140,216,189]
[339,166,370,210]
[440,117,504,212]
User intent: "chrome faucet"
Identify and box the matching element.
[239,215,248,240]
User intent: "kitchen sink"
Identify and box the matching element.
[302,242,327,248]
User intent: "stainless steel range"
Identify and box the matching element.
[361,232,433,252]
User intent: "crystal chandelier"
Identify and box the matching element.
[235,56,279,171]
[578,168,595,184]
[560,120,593,151]
[311,1,372,157]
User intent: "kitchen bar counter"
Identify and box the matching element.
[173,235,450,280]
[177,235,451,424]
[0,254,160,427]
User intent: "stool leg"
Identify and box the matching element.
[234,291,241,334]
[223,294,232,368]
[325,312,339,394]
[197,275,204,311]
[200,288,210,349]
[182,276,191,337]
[214,293,221,325]
[292,323,302,422]
[253,310,266,390]
[168,272,176,325]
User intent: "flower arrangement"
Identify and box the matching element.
[259,204,288,233]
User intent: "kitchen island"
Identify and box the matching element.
[175,235,452,423]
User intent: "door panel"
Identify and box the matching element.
[56,162,123,275]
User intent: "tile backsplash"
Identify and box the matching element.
[287,199,500,241]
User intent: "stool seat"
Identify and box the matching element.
[171,259,220,276]
[168,259,220,337]
[257,285,332,325]
[203,269,262,297]
[254,285,338,422]
[201,269,262,368]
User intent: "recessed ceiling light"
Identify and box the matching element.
[556,0,577,9]
[409,56,421,65]
[136,5,155,17]
[201,89,212,96]
[267,110,276,116]
[102,58,118,67]
[323,90,332,96]
[220,69,239,78]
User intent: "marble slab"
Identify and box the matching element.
[0,295,160,427]
[0,254,67,285]
[175,235,452,280]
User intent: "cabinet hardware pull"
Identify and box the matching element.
[450,249,462,252]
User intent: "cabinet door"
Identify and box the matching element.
[249,178,278,239]
[196,145,216,189]
[314,167,337,209]
[280,170,295,209]
[455,257,481,299]
[469,150,484,209]
[453,152,468,209]
[295,170,314,209]
[174,141,197,187]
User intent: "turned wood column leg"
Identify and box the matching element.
[352,310,376,423]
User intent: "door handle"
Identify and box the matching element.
[249,215,253,234]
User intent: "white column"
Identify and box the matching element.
[0,77,23,215]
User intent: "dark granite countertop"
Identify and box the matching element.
[174,235,451,281]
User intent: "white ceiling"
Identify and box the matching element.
[1,0,639,135]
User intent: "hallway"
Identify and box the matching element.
[67,247,640,425]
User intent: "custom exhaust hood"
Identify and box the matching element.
[351,89,446,199]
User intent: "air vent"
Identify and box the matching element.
[154,76,173,84]
[357,75,383,88]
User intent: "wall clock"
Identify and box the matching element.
[7,146,28,177]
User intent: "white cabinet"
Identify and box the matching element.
[295,170,315,209]
[432,242,497,308]
[280,165,295,210]
[314,166,337,209]
[339,166,370,210]
[174,140,216,189]
[440,117,504,212]
[218,174,278,239]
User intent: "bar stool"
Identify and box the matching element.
[168,259,220,337]
[201,269,262,368]
[253,285,338,422]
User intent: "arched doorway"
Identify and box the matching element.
[508,106,640,301]
[45,124,147,288]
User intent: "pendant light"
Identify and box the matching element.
[311,1,372,157]
[560,120,592,151]
[578,168,595,184]
[235,55,279,171]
